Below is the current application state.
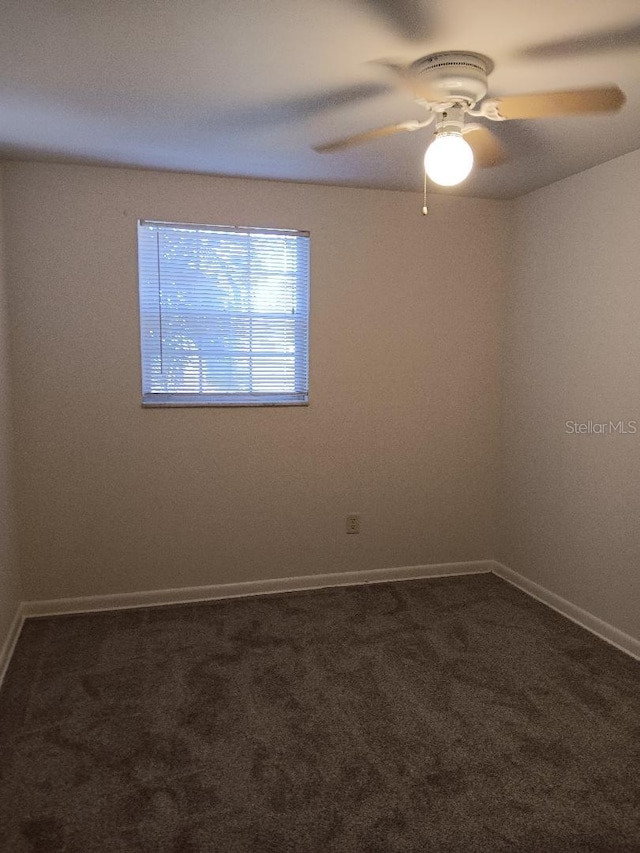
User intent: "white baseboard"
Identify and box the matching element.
[492,561,640,661]
[7,560,638,682]
[21,560,493,619]
[0,603,25,687]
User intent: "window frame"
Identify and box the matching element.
[137,219,310,408]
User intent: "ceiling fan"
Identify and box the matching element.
[313,51,625,188]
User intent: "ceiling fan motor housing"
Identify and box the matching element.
[411,52,492,107]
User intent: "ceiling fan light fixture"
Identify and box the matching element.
[424,132,474,187]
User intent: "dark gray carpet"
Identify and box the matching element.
[0,573,639,853]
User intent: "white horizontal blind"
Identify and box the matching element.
[138,220,310,406]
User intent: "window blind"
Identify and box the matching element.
[138,220,310,406]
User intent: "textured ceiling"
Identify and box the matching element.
[1,0,640,198]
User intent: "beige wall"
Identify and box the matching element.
[500,148,640,640]
[4,153,639,645]
[5,162,506,600]
[0,166,21,651]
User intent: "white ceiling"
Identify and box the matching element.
[1,0,640,199]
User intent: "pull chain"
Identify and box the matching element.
[422,170,428,216]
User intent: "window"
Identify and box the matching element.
[137,220,310,406]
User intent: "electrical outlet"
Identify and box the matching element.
[346,513,360,534]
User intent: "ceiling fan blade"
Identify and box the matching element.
[349,0,434,43]
[370,60,421,95]
[495,86,625,120]
[313,120,424,152]
[463,126,507,168]
[518,23,640,60]
[210,83,390,131]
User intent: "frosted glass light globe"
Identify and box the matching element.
[424,133,474,187]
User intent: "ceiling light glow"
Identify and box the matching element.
[424,133,474,187]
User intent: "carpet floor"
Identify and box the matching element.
[0,573,639,852]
